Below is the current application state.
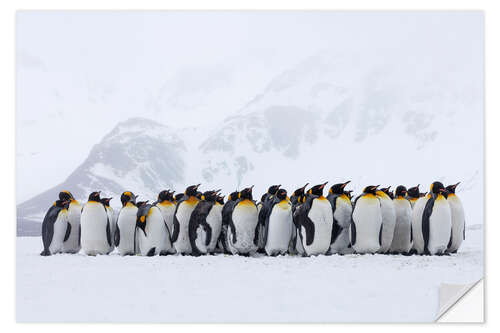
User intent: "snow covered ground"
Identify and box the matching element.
[16,225,483,323]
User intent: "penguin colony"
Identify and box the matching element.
[40,181,465,257]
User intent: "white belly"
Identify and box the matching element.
[62,202,81,253]
[49,210,68,254]
[206,204,223,252]
[157,203,175,235]
[265,201,293,256]
[447,195,465,253]
[139,207,172,256]
[174,201,198,254]
[352,196,382,254]
[229,200,258,255]
[330,197,353,254]
[302,198,333,256]
[390,198,413,253]
[116,206,138,255]
[411,196,429,254]
[428,196,452,255]
[378,195,396,253]
[81,202,110,255]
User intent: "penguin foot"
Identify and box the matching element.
[159,251,169,256]
[146,247,156,257]
[40,249,51,256]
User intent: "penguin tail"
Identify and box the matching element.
[40,249,51,256]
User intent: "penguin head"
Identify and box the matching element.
[267,184,281,195]
[59,191,74,201]
[54,199,70,209]
[446,182,460,194]
[329,181,350,195]
[407,185,420,198]
[430,181,446,195]
[195,191,203,200]
[380,186,394,199]
[100,197,112,207]
[345,190,353,200]
[239,185,254,200]
[292,183,309,197]
[394,185,407,198]
[228,191,239,202]
[136,200,149,208]
[201,190,220,202]
[175,193,185,202]
[121,191,137,206]
[185,184,201,197]
[276,188,287,201]
[363,185,379,195]
[308,182,328,196]
[158,190,175,202]
[216,195,225,205]
[88,191,101,202]
[260,194,267,202]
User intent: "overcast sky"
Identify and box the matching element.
[16,11,483,202]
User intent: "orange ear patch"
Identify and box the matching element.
[140,216,146,223]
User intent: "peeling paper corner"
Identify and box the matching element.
[436,279,483,322]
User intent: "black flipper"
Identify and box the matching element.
[350,220,357,246]
[410,224,413,243]
[171,215,180,242]
[203,222,212,247]
[146,247,156,256]
[253,221,260,247]
[463,221,466,240]
[422,197,435,254]
[302,217,315,246]
[106,218,112,247]
[78,224,81,247]
[114,224,120,247]
[229,219,237,244]
[378,224,383,247]
[63,222,72,242]
[447,229,453,249]
[328,194,341,245]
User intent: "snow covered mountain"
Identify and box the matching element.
[17,118,186,235]
[17,51,483,236]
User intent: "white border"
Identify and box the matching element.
[2,0,495,331]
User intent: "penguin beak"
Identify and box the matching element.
[249,185,255,191]
[453,182,461,189]
[195,184,201,189]
[341,181,351,188]
[215,189,222,194]
[319,182,328,190]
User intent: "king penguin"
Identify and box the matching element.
[59,191,81,254]
[155,190,176,253]
[218,191,239,254]
[80,191,112,255]
[406,185,421,208]
[410,189,431,255]
[257,184,281,252]
[40,199,70,256]
[289,183,308,255]
[172,184,201,255]
[446,182,465,254]
[389,186,413,254]
[136,201,174,256]
[115,191,139,256]
[376,186,396,254]
[263,188,293,256]
[294,182,333,256]
[422,181,452,255]
[188,190,222,256]
[227,186,259,256]
[100,197,115,253]
[351,185,383,254]
[327,181,353,255]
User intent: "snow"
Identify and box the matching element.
[16,225,483,322]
